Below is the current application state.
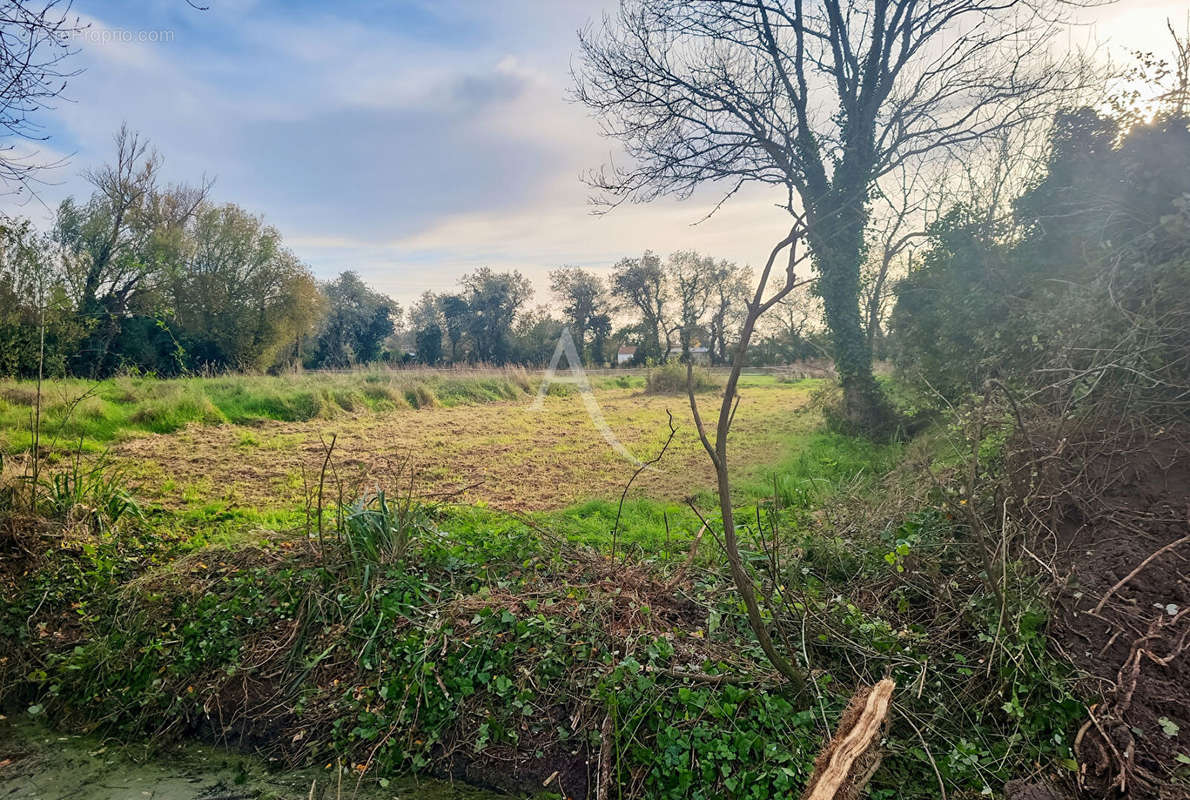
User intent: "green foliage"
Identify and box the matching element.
[0,220,87,379]
[891,108,1190,421]
[460,267,534,364]
[338,488,426,573]
[308,271,397,368]
[601,645,821,800]
[743,430,902,510]
[172,204,323,373]
[1,437,1092,800]
[414,323,443,365]
[37,458,142,532]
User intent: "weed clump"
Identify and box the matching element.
[645,362,720,394]
[402,383,438,409]
[129,394,224,432]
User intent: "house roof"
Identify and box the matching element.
[617,345,637,354]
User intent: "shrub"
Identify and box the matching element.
[645,362,721,394]
[403,383,438,409]
[129,394,224,432]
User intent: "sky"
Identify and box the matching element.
[3,0,1187,308]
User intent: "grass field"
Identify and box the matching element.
[116,380,831,509]
[2,371,887,516]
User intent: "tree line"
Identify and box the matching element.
[1,128,832,379]
[406,252,828,368]
[0,126,401,378]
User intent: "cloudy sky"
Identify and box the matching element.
[4,0,1185,307]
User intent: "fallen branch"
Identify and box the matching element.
[801,679,896,800]
[597,712,613,800]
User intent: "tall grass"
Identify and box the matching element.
[0,368,537,454]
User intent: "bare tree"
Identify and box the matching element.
[707,259,752,364]
[576,0,1087,430]
[667,250,716,361]
[686,223,813,686]
[860,162,935,350]
[0,1,84,194]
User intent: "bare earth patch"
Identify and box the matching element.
[115,384,818,511]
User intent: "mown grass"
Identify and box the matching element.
[108,380,822,512]
[0,369,535,454]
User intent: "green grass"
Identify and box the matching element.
[547,497,702,555]
[739,430,903,509]
[0,369,535,454]
[539,427,902,558]
[0,426,1084,800]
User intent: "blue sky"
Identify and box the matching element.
[4,0,1184,307]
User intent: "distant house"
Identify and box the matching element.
[616,345,637,365]
[667,345,711,366]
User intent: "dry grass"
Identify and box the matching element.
[115,383,820,511]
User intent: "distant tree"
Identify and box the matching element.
[610,251,669,362]
[549,266,609,363]
[577,0,1083,431]
[438,293,470,363]
[667,251,715,361]
[0,218,83,377]
[511,306,565,365]
[172,203,320,372]
[408,291,445,358]
[587,311,613,366]
[460,267,532,364]
[415,322,444,365]
[310,271,399,368]
[706,260,752,365]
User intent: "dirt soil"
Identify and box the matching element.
[1037,429,1190,799]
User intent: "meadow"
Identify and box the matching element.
[0,369,889,513]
